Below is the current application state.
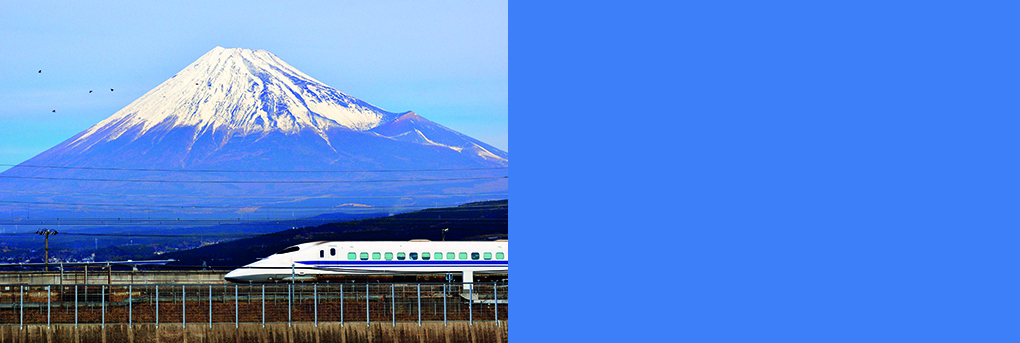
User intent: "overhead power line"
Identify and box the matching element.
[0,200,507,210]
[0,164,507,174]
[0,226,507,236]
[0,175,507,184]
[0,190,508,200]
[0,218,509,226]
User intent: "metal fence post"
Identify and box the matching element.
[102,285,106,329]
[183,285,186,328]
[469,282,473,326]
[156,285,159,329]
[235,285,238,329]
[418,284,422,327]
[75,285,78,329]
[47,285,51,329]
[261,284,265,328]
[366,283,370,327]
[208,285,212,329]
[129,285,132,328]
[494,281,498,324]
[19,285,23,331]
[314,283,318,327]
[391,283,395,327]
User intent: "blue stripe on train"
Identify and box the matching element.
[296,260,508,267]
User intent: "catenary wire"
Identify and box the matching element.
[0,218,508,226]
[0,163,507,173]
[0,226,507,238]
[0,175,507,184]
[0,200,507,210]
[0,189,507,200]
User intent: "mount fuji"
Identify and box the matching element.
[0,47,507,225]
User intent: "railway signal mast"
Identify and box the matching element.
[36,229,58,271]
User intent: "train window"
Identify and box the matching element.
[360,252,369,260]
[483,252,492,260]
[434,252,443,260]
[385,252,393,260]
[422,252,431,260]
[348,252,356,260]
[448,252,456,260]
[397,252,406,260]
[459,252,468,260]
[274,246,300,255]
[496,252,505,260]
[372,252,381,260]
[471,252,480,260]
[330,248,336,256]
[320,250,324,258]
[410,252,418,260]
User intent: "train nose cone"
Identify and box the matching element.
[224,269,248,283]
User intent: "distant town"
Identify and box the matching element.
[0,238,228,264]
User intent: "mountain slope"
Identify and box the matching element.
[0,47,507,223]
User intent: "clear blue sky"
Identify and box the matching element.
[0,1,507,171]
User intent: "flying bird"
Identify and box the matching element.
[111,89,114,91]
[52,110,55,113]
[38,70,41,73]
[89,90,93,93]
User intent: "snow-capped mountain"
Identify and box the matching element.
[59,47,507,166]
[0,47,507,222]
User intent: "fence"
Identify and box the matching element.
[0,282,508,329]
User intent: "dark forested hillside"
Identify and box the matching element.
[158,200,508,268]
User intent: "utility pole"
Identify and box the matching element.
[36,229,58,271]
[442,228,449,241]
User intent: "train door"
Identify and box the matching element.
[328,244,339,264]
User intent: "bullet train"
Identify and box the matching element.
[224,240,508,284]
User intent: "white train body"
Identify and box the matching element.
[224,240,508,284]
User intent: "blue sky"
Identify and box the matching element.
[0,1,507,171]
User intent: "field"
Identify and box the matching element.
[0,322,507,343]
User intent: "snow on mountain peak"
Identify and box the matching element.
[73,47,399,146]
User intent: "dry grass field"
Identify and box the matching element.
[0,321,507,343]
